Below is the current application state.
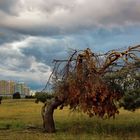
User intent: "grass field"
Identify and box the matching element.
[0,99,140,140]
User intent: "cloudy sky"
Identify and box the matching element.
[0,0,140,90]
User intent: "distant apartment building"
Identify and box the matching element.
[9,81,16,94]
[0,80,7,94]
[15,82,25,95]
[0,80,16,94]
[24,87,30,96]
[15,82,30,96]
[0,80,30,97]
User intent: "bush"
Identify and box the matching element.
[35,92,54,103]
[25,95,35,99]
[0,96,2,104]
[13,92,21,99]
[120,89,140,111]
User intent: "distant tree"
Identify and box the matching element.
[120,63,140,111]
[13,92,21,99]
[120,89,140,111]
[35,92,54,103]
[41,45,140,133]
[0,96,2,104]
[104,61,140,111]
[25,95,35,99]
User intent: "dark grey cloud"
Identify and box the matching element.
[0,0,19,15]
[100,1,140,26]
[20,37,68,66]
[0,45,33,71]
[0,28,26,45]
[0,0,140,37]
[0,0,140,90]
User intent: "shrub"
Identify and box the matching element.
[35,92,54,103]
[0,96,2,104]
[13,92,21,99]
[25,95,35,99]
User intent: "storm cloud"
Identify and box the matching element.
[0,0,140,90]
[0,0,140,36]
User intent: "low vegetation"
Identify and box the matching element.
[13,92,21,99]
[35,92,54,103]
[0,96,2,104]
[0,99,140,140]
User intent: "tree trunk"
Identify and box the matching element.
[43,97,62,133]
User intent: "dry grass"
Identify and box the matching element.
[0,99,140,140]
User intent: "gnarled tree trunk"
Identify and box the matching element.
[42,97,63,133]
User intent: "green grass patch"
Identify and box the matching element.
[0,99,140,140]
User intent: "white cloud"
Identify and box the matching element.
[0,61,52,84]
[0,38,52,87]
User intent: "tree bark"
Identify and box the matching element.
[43,97,63,133]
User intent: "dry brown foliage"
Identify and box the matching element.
[43,45,140,118]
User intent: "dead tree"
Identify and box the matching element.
[41,45,140,133]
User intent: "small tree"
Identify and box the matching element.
[0,96,2,104]
[35,92,54,103]
[41,45,140,133]
[120,89,140,111]
[13,92,21,99]
[104,61,140,111]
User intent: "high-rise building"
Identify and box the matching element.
[0,80,7,94]
[15,82,25,94]
[24,87,30,96]
[0,80,30,96]
[0,80,16,94]
[8,81,16,94]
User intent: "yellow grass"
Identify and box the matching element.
[0,99,140,140]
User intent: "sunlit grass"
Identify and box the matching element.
[0,99,140,140]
